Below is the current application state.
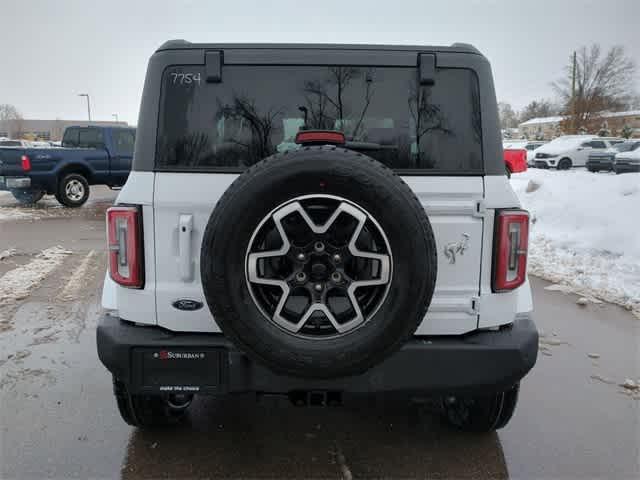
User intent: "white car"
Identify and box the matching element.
[613,142,640,174]
[533,135,624,169]
[503,140,546,166]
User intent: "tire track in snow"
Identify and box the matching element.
[0,246,72,307]
[59,250,96,301]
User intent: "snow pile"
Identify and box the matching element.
[511,169,640,316]
[0,246,72,306]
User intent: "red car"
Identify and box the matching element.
[503,148,528,176]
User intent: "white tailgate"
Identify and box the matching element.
[404,177,484,335]
[153,173,484,335]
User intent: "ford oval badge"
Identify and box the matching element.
[172,299,204,311]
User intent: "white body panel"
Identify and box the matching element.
[615,148,640,163]
[103,171,532,335]
[108,172,157,324]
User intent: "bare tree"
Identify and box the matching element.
[351,69,375,139]
[553,44,636,133]
[302,80,336,130]
[0,104,24,138]
[0,104,22,121]
[621,94,640,110]
[301,67,375,140]
[498,102,519,129]
[519,99,559,123]
[408,80,452,168]
[218,95,283,164]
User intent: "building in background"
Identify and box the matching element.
[0,119,129,141]
[518,110,640,140]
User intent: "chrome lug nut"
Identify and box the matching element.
[296,252,306,261]
[314,241,325,252]
[295,272,307,283]
[331,271,342,283]
[332,253,342,263]
[314,283,323,292]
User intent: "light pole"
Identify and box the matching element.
[112,113,119,122]
[78,93,91,121]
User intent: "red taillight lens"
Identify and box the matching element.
[107,206,144,288]
[493,209,529,292]
[295,130,346,145]
[21,155,31,172]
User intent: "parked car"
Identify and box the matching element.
[613,141,640,174]
[0,125,135,206]
[534,135,624,169]
[587,140,640,172]
[504,140,546,166]
[503,148,527,175]
[97,41,538,432]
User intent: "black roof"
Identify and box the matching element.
[156,40,482,56]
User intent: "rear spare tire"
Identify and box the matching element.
[200,146,437,378]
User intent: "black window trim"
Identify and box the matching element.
[133,47,502,175]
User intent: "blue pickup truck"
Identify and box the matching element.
[0,125,135,207]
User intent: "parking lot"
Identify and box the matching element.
[1,187,638,479]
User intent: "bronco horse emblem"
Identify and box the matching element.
[444,234,470,264]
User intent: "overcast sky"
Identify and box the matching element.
[1,0,638,125]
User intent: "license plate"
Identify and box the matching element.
[131,347,226,394]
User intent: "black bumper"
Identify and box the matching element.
[586,160,613,170]
[614,163,640,172]
[97,313,538,396]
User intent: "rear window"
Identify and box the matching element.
[156,65,483,173]
[61,128,79,148]
[62,128,105,149]
[78,129,105,149]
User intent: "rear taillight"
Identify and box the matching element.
[107,206,144,288]
[493,209,529,292]
[21,155,31,172]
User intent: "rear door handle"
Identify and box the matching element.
[178,214,194,281]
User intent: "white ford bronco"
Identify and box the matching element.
[98,41,538,431]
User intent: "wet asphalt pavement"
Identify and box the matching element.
[0,188,638,479]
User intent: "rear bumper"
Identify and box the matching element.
[534,160,552,168]
[97,313,538,396]
[614,163,640,172]
[586,159,613,170]
[0,176,31,189]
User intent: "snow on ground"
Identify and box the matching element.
[0,246,72,307]
[511,169,640,317]
[0,208,34,222]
